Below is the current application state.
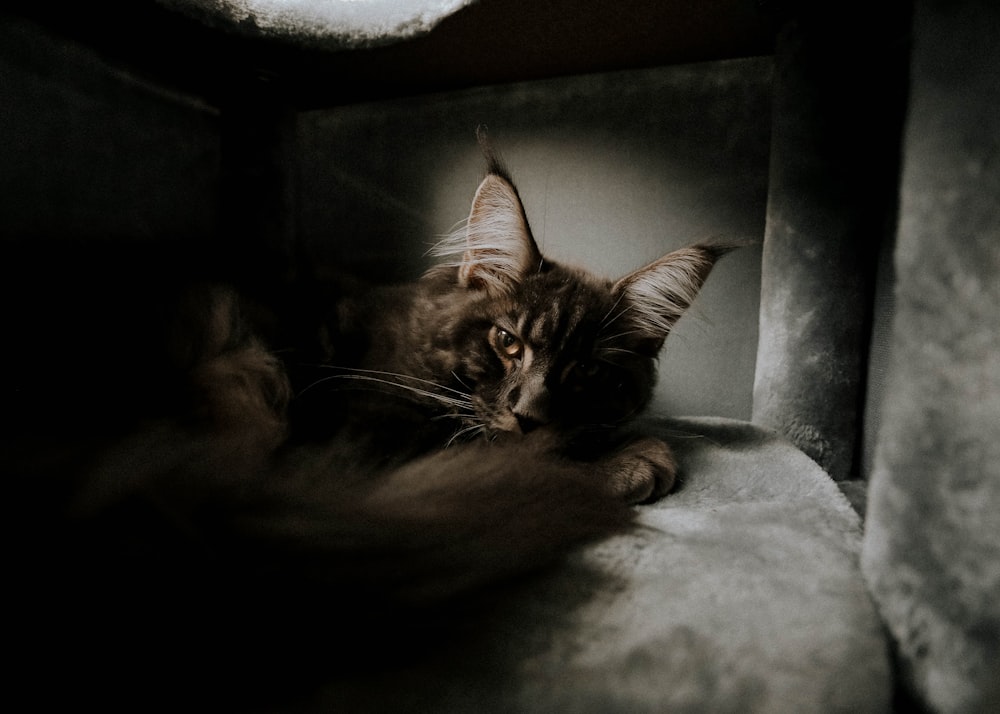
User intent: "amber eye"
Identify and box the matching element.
[494,328,523,359]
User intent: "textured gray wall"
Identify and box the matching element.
[298,58,771,420]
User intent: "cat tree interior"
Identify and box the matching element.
[4,0,999,711]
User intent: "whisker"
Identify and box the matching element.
[597,329,648,343]
[598,347,641,355]
[431,412,476,421]
[451,370,473,392]
[317,365,472,399]
[301,373,474,412]
[445,423,486,449]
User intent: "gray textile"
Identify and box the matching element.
[155,0,475,47]
[316,417,891,713]
[752,7,908,481]
[861,1,1000,711]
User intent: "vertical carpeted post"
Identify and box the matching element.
[862,1,1000,710]
[752,4,910,480]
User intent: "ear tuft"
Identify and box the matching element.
[456,170,543,294]
[424,130,543,293]
[611,243,736,351]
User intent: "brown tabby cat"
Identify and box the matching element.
[292,147,732,504]
[10,142,731,708]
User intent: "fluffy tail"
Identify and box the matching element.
[20,285,634,708]
[69,284,632,603]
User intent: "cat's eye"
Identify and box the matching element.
[494,328,523,359]
[564,359,605,389]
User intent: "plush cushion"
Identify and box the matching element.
[156,0,474,47]
[314,417,891,712]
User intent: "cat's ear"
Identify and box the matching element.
[458,171,543,294]
[611,244,734,352]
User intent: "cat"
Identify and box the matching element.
[8,140,732,708]
[291,145,733,504]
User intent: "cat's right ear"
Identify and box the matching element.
[458,172,543,294]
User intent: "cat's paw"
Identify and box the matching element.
[604,437,677,504]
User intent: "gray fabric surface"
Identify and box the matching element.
[862,1,1000,711]
[156,0,475,47]
[310,417,891,713]
[752,9,908,481]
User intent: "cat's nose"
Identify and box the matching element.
[514,413,545,434]
[510,377,551,433]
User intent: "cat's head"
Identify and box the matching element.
[426,153,734,437]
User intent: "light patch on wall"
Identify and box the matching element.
[159,0,474,46]
[432,135,742,280]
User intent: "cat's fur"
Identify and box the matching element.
[8,144,731,707]
[293,150,731,499]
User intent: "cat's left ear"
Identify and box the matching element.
[611,244,735,352]
[458,171,543,294]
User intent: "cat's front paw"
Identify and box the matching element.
[604,437,677,504]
